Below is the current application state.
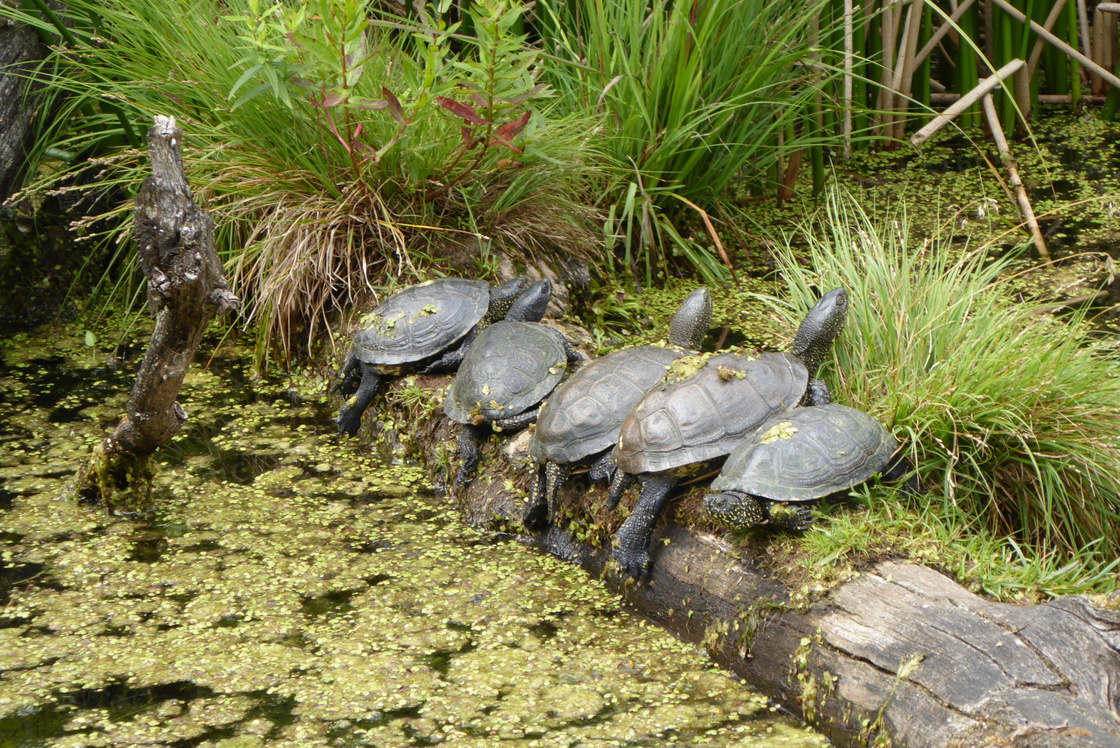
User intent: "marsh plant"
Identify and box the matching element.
[534,0,844,288]
[5,0,598,363]
[766,187,1120,563]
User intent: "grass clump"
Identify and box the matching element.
[4,0,599,363]
[766,187,1120,571]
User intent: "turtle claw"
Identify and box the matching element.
[766,502,815,532]
[613,546,651,580]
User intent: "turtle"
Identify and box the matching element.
[523,287,713,531]
[336,276,529,436]
[444,278,583,483]
[607,287,849,579]
[703,404,899,532]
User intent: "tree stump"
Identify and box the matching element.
[73,116,238,512]
[0,14,45,200]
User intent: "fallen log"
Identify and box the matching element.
[72,116,238,512]
[368,372,1120,747]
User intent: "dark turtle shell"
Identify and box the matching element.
[615,351,808,475]
[530,345,687,465]
[444,320,567,425]
[352,278,489,369]
[711,404,897,502]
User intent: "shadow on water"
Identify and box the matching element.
[0,681,299,747]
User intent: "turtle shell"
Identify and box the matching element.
[711,404,898,502]
[615,351,808,475]
[444,320,567,425]
[530,345,688,464]
[352,278,489,368]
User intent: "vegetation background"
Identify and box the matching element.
[2,0,1119,600]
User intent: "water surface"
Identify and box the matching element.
[0,323,827,747]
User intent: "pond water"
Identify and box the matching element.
[0,323,828,747]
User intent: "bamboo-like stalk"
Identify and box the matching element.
[957,0,981,126]
[984,0,996,62]
[1077,0,1091,75]
[1028,0,1073,77]
[1092,8,1104,93]
[875,0,901,131]
[1099,3,1120,10]
[913,0,978,68]
[914,1,933,117]
[1068,0,1082,105]
[929,92,1109,102]
[911,58,1025,145]
[980,92,1049,260]
[843,0,853,157]
[991,0,1120,90]
[893,0,925,138]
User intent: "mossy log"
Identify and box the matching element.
[0,15,44,200]
[369,372,1120,748]
[73,116,238,512]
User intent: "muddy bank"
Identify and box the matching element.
[369,371,1120,748]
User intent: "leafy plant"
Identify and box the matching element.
[4,0,598,365]
[766,186,1120,560]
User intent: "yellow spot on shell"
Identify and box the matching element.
[760,421,798,444]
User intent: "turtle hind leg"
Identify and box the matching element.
[612,474,677,580]
[456,424,487,483]
[523,462,550,530]
[765,501,815,532]
[492,407,539,432]
[422,347,465,375]
[337,365,383,436]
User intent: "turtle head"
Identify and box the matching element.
[485,277,531,322]
[790,287,848,377]
[668,287,713,350]
[505,278,553,323]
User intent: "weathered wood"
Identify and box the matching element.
[73,116,238,511]
[981,93,1049,260]
[0,16,45,200]
[372,375,1120,747]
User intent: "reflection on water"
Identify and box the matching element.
[0,323,828,746]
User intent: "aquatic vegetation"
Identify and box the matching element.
[0,322,826,746]
[767,186,1120,568]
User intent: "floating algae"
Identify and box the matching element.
[0,321,828,747]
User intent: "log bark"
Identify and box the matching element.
[371,374,1120,747]
[0,15,46,200]
[73,116,238,512]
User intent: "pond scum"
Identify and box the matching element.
[0,322,827,747]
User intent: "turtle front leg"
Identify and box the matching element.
[336,353,362,395]
[588,451,616,484]
[765,501,815,532]
[456,424,488,483]
[544,462,570,525]
[337,364,383,436]
[703,490,766,529]
[523,461,550,530]
[612,473,678,579]
[804,378,831,406]
[606,470,636,510]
